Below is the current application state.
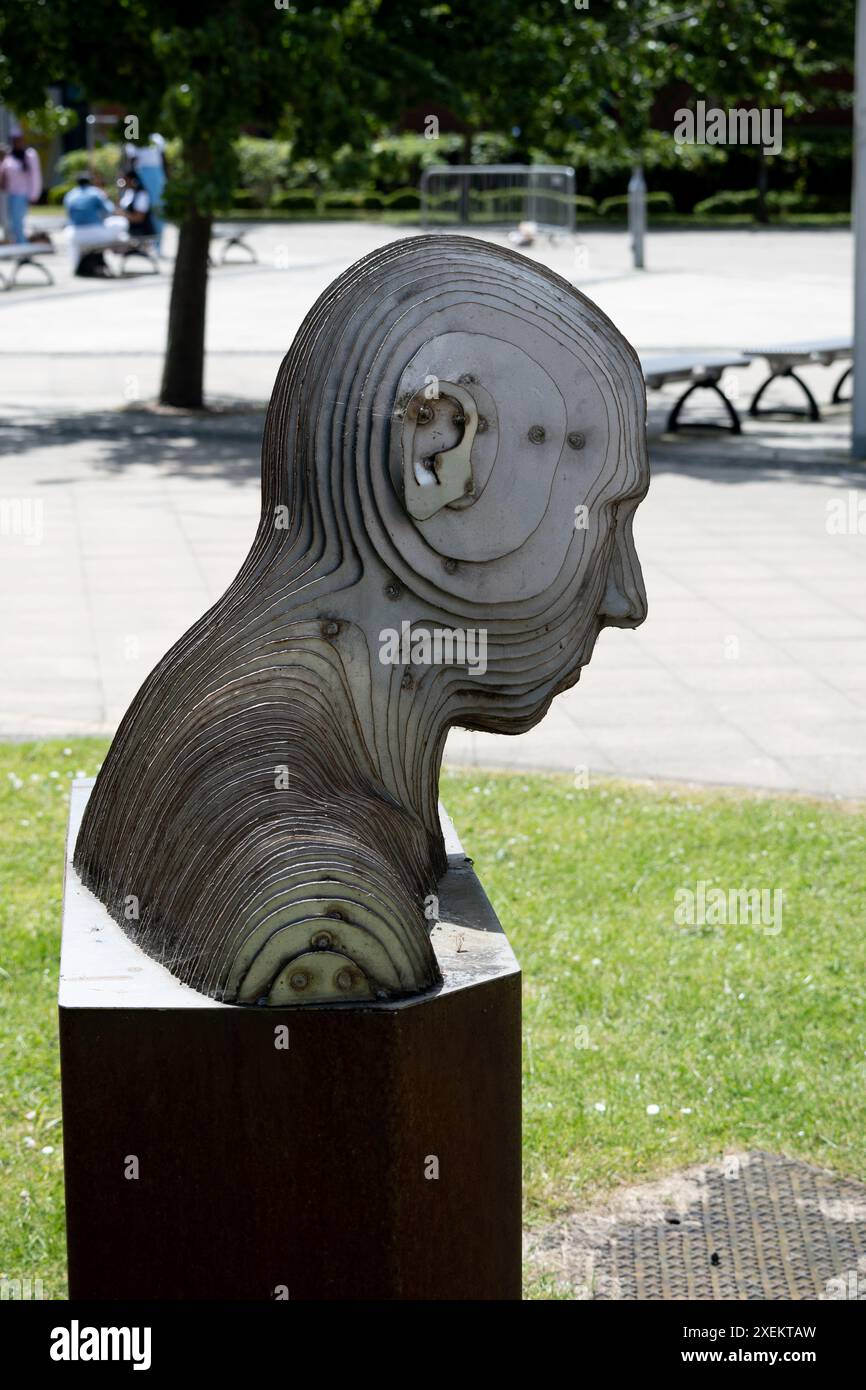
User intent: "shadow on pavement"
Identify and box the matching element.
[0,407,266,485]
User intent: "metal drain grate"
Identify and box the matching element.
[527,1151,866,1300]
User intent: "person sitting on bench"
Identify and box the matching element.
[63,173,123,277]
[117,170,155,240]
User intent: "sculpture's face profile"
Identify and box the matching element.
[74,236,649,1008]
[389,322,647,714]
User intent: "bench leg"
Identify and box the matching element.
[219,237,257,266]
[748,367,820,422]
[667,380,742,435]
[120,247,159,275]
[831,364,853,404]
[9,257,55,289]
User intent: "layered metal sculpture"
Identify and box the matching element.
[74,235,649,1006]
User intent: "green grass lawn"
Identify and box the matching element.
[2,739,865,1298]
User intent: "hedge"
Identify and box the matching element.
[598,190,675,218]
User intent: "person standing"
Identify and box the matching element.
[0,129,42,244]
[125,133,167,252]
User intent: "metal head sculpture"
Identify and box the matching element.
[74,235,649,1006]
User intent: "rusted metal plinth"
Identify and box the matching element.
[60,782,521,1301]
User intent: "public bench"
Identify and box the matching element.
[743,338,852,421]
[0,242,55,291]
[104,237,159,276]
[640,352,751,434]
[69,231,159,276]
[209,223,258,266]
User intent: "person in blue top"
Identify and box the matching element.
[63,173,115,227]
[63,174,120,277]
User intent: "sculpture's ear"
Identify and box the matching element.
[400,381,480,520]
[385,331,572,604]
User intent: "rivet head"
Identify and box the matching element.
[312,931,333,949]
[321,620,339,637]
[443,558,457,573]
[464,480,475,496]
[477,416,489,433]
[335,968,354,992]
[528,425,546,444]
[567,431,586,450]
[384,581,401,600]
[416,404,433,424]
[290,971,310,991]
[458,373,476,385]
[401,670,414,690]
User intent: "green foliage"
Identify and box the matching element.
[57,145,122,185]
[5,98,78,139]
[324,133,463,194]
[598,190,675,219]
[369,132,462,188]
[235,137,291,208]
[692,187,847,219]
[469,131,516,166]
[272,188,319,213]
[0,2,415,218]
[380,186,421,211]
[320,188,379,212]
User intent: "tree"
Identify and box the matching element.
[380,1,566,161]
[0,0,427,408]
[534,0,853,239]
[679,0,855,223]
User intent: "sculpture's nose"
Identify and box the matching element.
[599,576,641,623]
[597,520,647,629]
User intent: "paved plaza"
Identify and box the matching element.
[1,222,863,797]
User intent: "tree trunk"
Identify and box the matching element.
[755,147,769,225]
[160,210,212,409]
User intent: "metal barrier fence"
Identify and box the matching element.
[420,164,576,237]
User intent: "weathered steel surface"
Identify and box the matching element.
[72,235,648,1005]
[61,782,521,1300]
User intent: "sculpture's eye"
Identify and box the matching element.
[401,382,479,520]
